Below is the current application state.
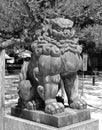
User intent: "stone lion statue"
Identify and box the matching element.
[17,18,87,114]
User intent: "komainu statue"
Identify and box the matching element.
[18,18,87,114]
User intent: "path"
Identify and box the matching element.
[5,74,19,112]
[79,74,102,130]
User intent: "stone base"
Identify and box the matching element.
[4,115,99,130]
[11,106,90,128]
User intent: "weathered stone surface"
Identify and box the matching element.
[4,114,99,130]
[11,107,90,128]
[17,17,86,115]
[0,50,5,130]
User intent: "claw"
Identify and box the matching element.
[70,99,87,110]
[26,101,36,110]
[45,102,64,114]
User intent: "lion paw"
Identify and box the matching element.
[69,99,87,110]
[45,102,64,114]
[26,101,36,110]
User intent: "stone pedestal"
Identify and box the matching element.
[0,50,5,130]
[11,107,90,128]
[11,106,94,129]
[4,115,99,130]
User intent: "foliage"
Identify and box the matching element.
[0,0,102,52]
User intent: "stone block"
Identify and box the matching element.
[4,115,99,130]
[11,106,90,128]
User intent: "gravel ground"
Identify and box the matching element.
[79,74,102,130]
[5,73,102,129]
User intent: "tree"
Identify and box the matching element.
[0,0,102,51]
